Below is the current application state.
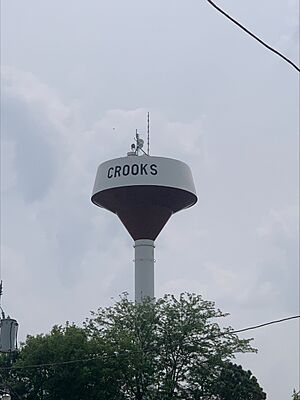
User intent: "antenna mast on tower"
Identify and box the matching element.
[147,112,150,155]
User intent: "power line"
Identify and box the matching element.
[0,356,102,371]
[0,315,299,371]
[221,315,300,336]
[205,0,300,72]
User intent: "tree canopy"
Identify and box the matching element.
[292,390,300,400]
[0,293,267,399]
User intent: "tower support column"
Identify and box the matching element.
[134,239,155,302]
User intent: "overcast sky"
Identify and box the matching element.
[1,0,299,398]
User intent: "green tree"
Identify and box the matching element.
[292,390,300,400]
[86,293,264,399]
[0,323,123,400]
[211,362,266,400]
[1,293,266,399]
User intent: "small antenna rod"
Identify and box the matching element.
[147,112,150,155]
[0,280,5,319]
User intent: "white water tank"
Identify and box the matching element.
[92,155,197,240]
[0,318,18,353]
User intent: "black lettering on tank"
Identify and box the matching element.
[150,164,158,175]
[107,167,114,178]
[140,163,148,175]
[131,164,139,175]
[114,166,121,177]
[123,165,130,176]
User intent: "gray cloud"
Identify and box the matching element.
[256,207,299,312]
[2,96,58,202]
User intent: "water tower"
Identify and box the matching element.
[91,131,197,301]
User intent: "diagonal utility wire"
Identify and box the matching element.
[221,315,300,335]
[205,0,300,72]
